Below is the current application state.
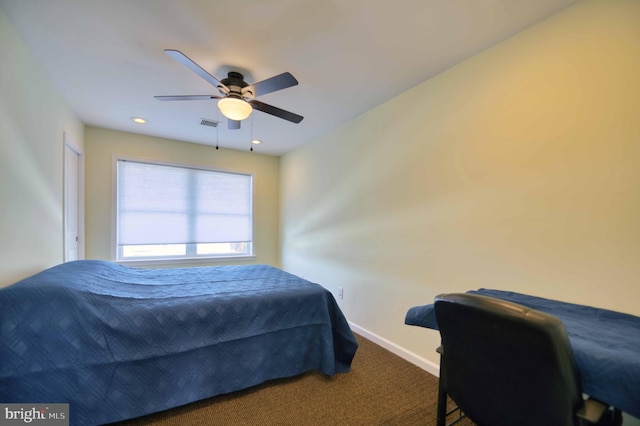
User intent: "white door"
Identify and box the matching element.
[64,143,80,261]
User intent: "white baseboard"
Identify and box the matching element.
[349,322,441,377]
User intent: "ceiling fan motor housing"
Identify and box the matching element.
[221,72,252,98]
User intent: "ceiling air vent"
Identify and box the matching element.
[200,118,221,128]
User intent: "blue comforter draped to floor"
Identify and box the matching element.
[0,260,358,425]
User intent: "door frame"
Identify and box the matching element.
[63,132,85,261]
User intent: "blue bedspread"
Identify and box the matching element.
[0,260,358,425]
[405,289,640,418]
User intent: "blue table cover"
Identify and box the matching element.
[405,288,640,418]
[0,260,358,425]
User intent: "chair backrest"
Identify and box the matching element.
[434,293,585,426]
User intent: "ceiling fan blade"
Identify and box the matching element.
[228,119,241,130]
[154,95,221,101]
[244,72,298,97]
[164,49,228,94]
[249,100,303,123]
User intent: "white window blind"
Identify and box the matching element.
[116,159,253,259]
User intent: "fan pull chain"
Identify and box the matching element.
[250,115,254,152]
[215,110,220,150]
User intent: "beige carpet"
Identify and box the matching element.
[111,334,475,425]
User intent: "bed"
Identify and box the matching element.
[0,260,358,425]
[405,289,640,419]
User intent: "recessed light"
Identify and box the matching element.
[251,139,262,145]
[131,117,146,124]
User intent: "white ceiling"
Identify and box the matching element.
[1,0,578,156]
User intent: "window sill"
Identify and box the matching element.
[116,255,257,268]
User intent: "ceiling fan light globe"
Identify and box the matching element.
[218,98,252,121]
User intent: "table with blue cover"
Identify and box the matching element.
[405,289,640,419]
[0,260,358,425]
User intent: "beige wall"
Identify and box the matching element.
[84,126,280,268]
[0,9,85,287]
[281,0,640,369]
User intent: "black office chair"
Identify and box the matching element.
[433,293,614,426]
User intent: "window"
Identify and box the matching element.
[116,159,253,261]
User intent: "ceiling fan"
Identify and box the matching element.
[155,49,303,129]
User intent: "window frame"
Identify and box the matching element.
[112,155,256,265]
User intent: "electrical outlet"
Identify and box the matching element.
[338,287,344,299]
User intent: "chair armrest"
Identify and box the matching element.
[576,398,608,424]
